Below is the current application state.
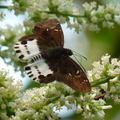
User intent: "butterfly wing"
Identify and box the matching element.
[47,56,91,92]
[14,19,64,62]
[14,34,40,62]
[33,19,64,47]
[25,55,91,92]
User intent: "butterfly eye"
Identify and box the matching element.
[64,49,73,56]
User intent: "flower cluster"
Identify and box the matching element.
[0,24,28,74]
[8,0,77,27]
[0,68,22,120]
[0,66,113,120]
[2,53,120,119]
[8,81,112,120]
[7,1,120,32]
[88,54,120,103]
[82,2,120,31]
[10,86,60,120]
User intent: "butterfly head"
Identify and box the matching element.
[62,48,73,56]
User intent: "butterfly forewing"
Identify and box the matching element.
[14,19,64,62]
[14,19,91,92]
[33,19,64,47]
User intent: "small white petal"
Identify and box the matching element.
[110,77,118,83]
[102,105,112,109]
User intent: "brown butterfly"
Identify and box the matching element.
[14,19,91,92]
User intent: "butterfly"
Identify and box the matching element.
[14,19,91,92]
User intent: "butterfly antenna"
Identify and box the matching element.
[72,52,86,72]
[72,50,87,60]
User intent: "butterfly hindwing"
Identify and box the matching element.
[46,55,91,92]
[26,50,91,92]
[25,59,53,82]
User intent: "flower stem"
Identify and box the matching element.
[91,77,113,87]
[39,11,85,18]
[0,5,8,9]
[2,97,15,117]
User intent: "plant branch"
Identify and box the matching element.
[0,5,8,9]
[91,77,113,87]
[39,11,85,18]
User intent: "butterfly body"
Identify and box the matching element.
[14,19,91,92]
[41,47,73,59]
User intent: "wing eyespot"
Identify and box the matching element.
[33,77,37,80]
[28,37,34,41]
[15,50,21,53]
[38,75,45,79]
[25,66,31,70]
[47,74,52,77]
[27,71,32,74]
[29,74,34,77]
[21,41,27,44]
[19,55,24,59]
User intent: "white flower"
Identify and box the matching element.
[101,54,110,65]
[83,2,97,12]
[104,13,112,20]
[1,104,6,109]
[0,113,9,120]
[58,6,65,12]
[107,22,114,28]
[96,110,105,119]
[94,74,101,79]
[92,61,105,72]
[106,3,115,12]
[114,68,120,75]
[83,112,95,119]
[110,86,116,93]
[117,85,120,91]
[111,58,119,66]
[91,10,97,16]
[110,77,118,83]
[114,3,120,14]
[84,104,90,111]
[9,102,17,109]
[114,15,120,25]
[102,105,112,109]
[99,99,106,106]
[91,16,98,23]
[87,23,100,31]
[100,83,108,91]
[40,12,48,19]
[103,21,114,28]
[76,105,83,113]
[108,69,116,76]
[114,95,120,103]
[97,5,105,14]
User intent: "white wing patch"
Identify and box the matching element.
[14,39,40,62]
[25,60,53,82]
